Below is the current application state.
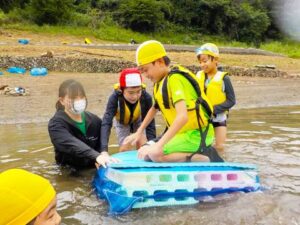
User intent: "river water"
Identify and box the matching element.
[0,105,299,225]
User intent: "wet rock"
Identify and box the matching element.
[255,65,276,69]
[0,85,8,90]
[41,51,54,58]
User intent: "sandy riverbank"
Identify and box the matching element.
[0,30,300,124]
[0,72,299,124]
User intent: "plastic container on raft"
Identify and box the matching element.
[18,39,29,45]
[7,67,26,74]
[93,151,261,215]
[30,67,48,76]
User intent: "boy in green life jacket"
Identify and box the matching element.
[124,40,224,163]
[195,43,236,153]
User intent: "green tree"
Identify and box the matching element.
[259,0,283,39]
[115,0,165,32]
[168,0,270,45]
[28,0,73,25]
[167,0,198,26]
[235,2,270,46]
[0,0,29,13]
[97,0,120,10]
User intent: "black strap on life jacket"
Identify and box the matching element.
[117,91,126,125]
[162,68,201,109]
[204,73,208,94]
[185,99,211,162]
[186,92,223,162]
[116,90,143,128]
[161,67,212,118]
[159,66,222,161]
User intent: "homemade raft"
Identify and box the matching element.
[93,151,260,215]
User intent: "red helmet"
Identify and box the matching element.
[119,68,142,88]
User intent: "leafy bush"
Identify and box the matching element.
[168,0,270,45]
[97,0,120,10]
[69,12,92,27]
[0,0,291,46]
[2,8,29,24]
[115,0,165,32]
[28,0,73,25]
[0,0,30,13]
[236,2,270,46]
[0,9,5,25]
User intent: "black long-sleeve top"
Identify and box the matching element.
[48,110,102,168]
[100,90,156,151]
[213,75,236,114]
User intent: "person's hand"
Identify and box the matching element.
[137,145,152,160]
[95,152,120,169]
[137,143,162,161]
[123,131,142,146]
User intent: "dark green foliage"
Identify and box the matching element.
[115,0,165,32]
[28,0,73,25]
[0,0,29,13]
[235,2,270,46]
[0,0,287,44]
[97,0,120,10]
[0,0,14,12]
[167,0,271,44]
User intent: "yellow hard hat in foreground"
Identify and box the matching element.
[136,40,167,66]
[0,169,56,225]
[195,43,219,58]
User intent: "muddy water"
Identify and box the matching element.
[0,106,300,225]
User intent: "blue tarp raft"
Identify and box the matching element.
[93,151,260,215]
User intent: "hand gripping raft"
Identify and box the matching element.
[93,151,260,215]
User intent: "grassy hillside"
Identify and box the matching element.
[2,22,300,59]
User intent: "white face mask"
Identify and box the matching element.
[70,99,86,114]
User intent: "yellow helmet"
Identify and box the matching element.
[136,40,167,66]
[0,169,56,225]
[195,43,219,58]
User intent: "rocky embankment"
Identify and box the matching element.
[0,55,288,77]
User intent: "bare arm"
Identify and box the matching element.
[137,106,157,134]
[123,105,157,145]
[137,100,188,160]
[154,100,188,151]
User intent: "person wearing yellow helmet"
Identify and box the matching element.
[0,169,61,225]
[195,43,236,153]
[124,40,223,162]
